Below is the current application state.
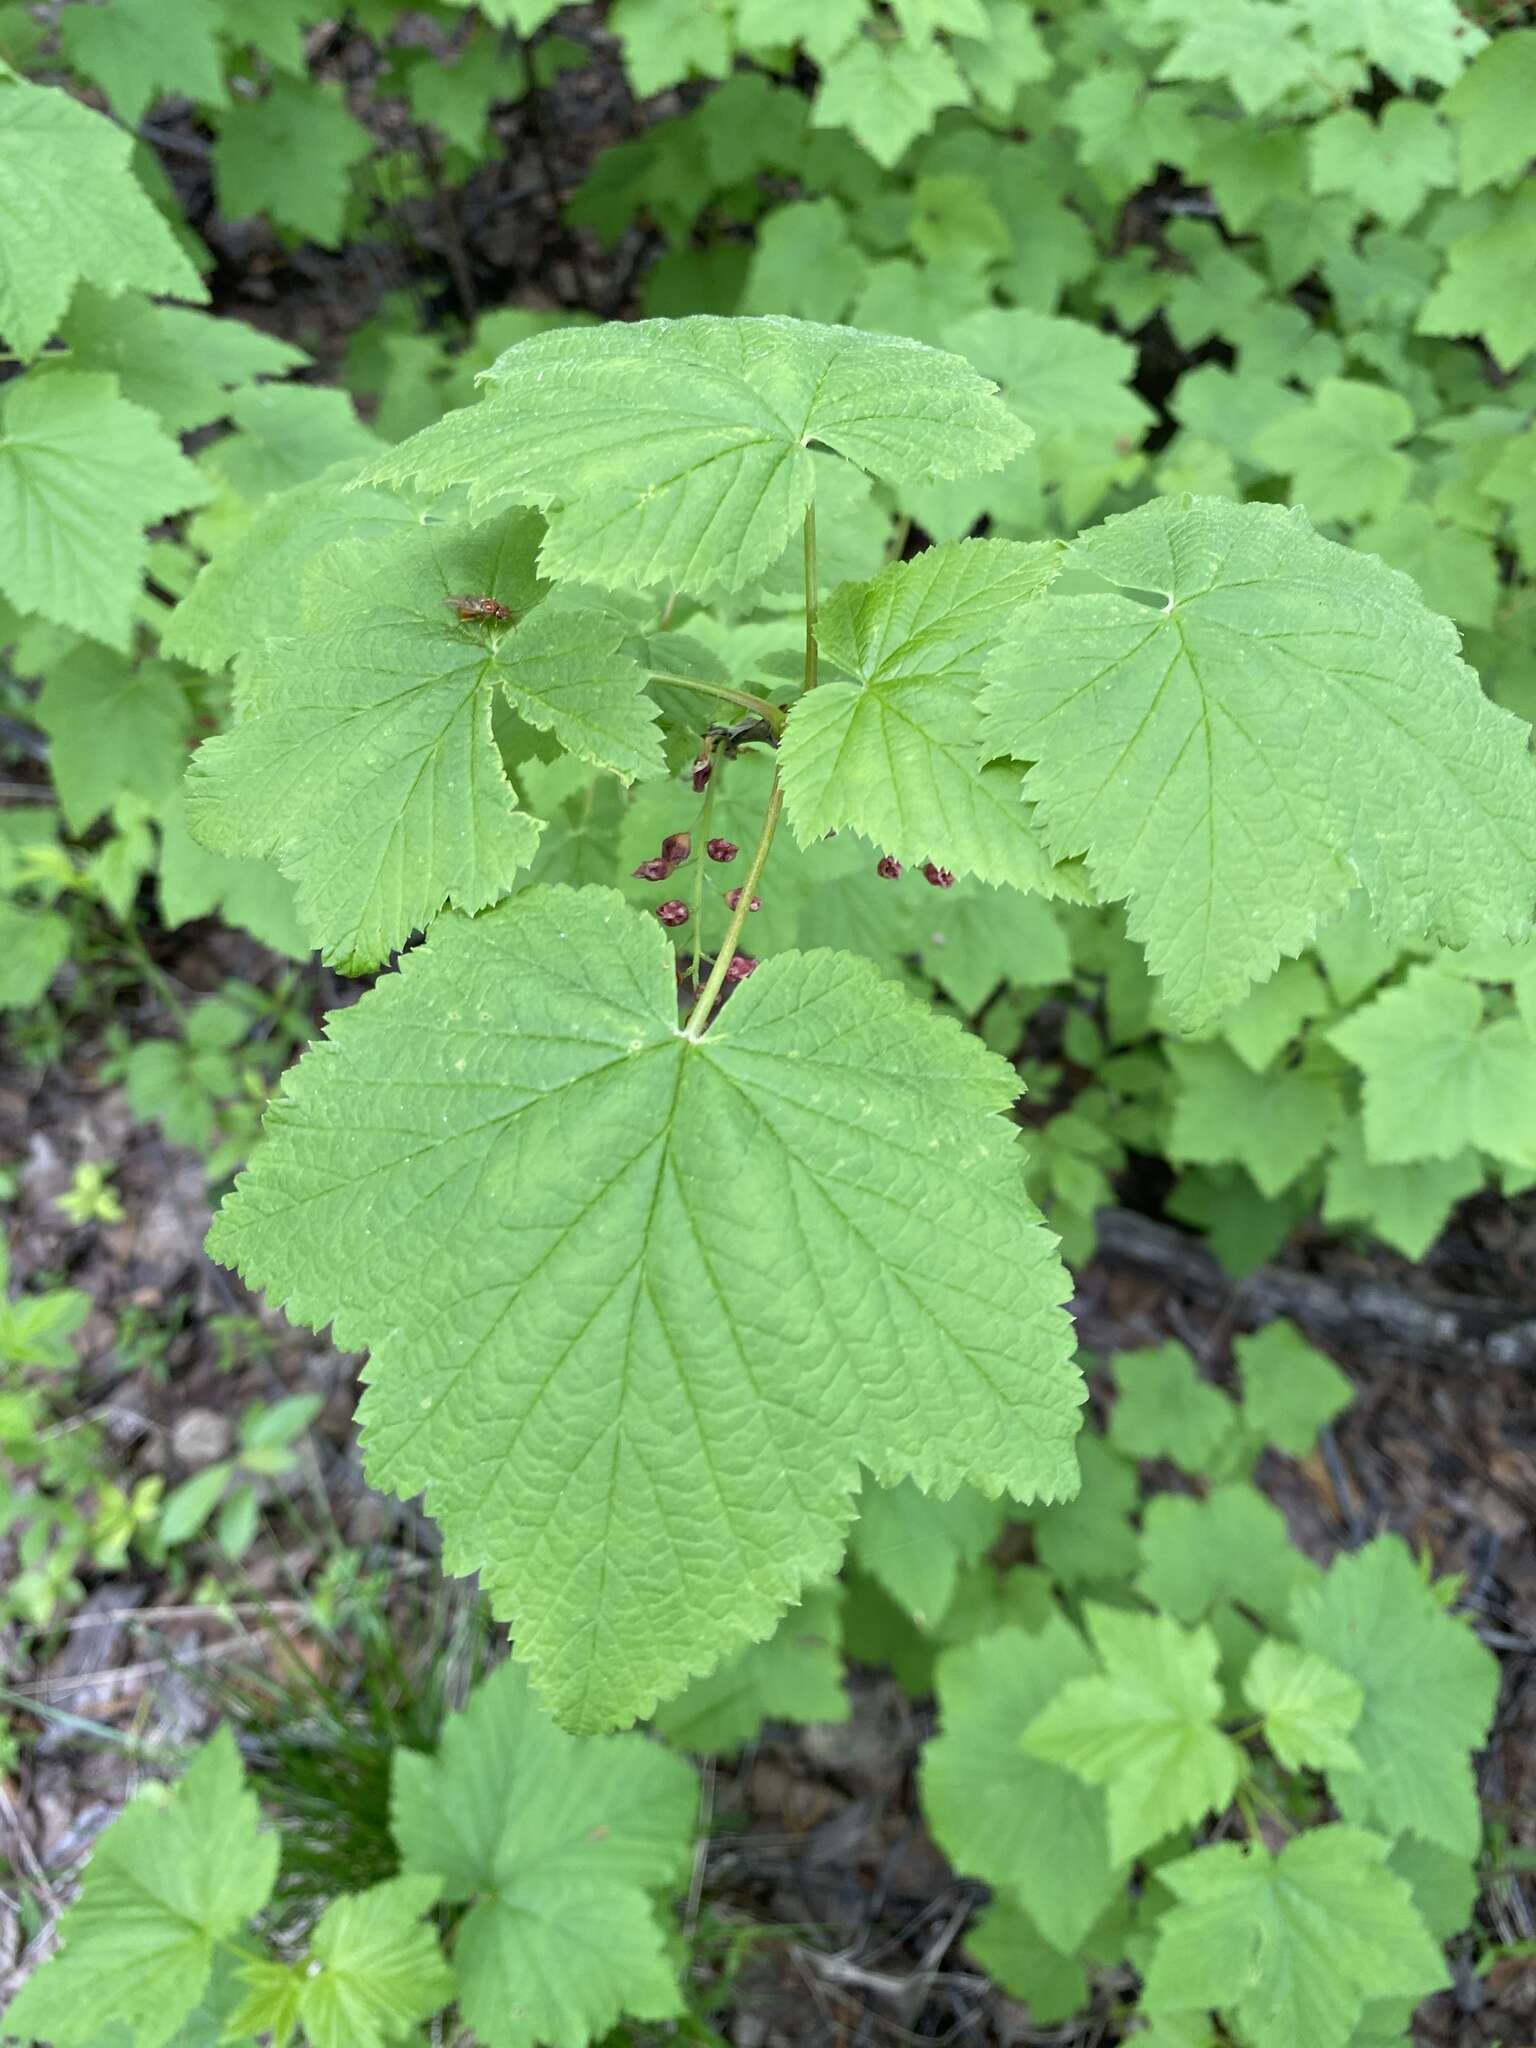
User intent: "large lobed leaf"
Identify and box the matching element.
[980,495,1536,1027]
[392,1659,696,2047]
[358,315,1030,597]
[187,512,660,972]
[4,1728,278,2048]
[0,74,205,360]
[209,886,1082,1728]
[779,538,1073,895]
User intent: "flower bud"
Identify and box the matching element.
[706,838,738,863]
[725,953,757,982]
[656,900,690,927]
[876,856,902,880]
[922,862,955,890]
[725,888,762,912]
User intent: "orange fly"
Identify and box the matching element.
[443,594,512,624]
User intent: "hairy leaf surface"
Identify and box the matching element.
[188,514,659,971]
[979,496,1536,1026]
[210,886,1082,1727]
[392,1661,695,2045]
[780,540,1070,894]
[4,1728,277,2048]
[360,316,1029,596]
[0,75,205,359]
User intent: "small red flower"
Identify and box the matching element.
[632,857,672,882]
[691,757,713,792]
[724,953,757,982]
[724,888,762,912]
[922,862,955,890]
[706,838,738,863]
[876,856,902,880]
[656,901,690,927]
[660,831,691,867]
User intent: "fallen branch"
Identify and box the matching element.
[1090,1209,1536,1376]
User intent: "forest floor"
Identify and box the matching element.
[4,13,1536,2041]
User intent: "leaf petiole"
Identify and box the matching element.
[647,668,787,735]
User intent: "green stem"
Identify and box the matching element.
[803,500,818,693]
[648,669,786,734]
[686,773,718,987]
[683,781,783,1038]
[683,504,816,1035]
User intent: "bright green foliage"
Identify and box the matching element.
[1252,377,1415,521]
[611,0,732,96]
[1232,1321,1351,1457]
[1441,29,1536,195]
[1021,1607,1243,1860]
[57,290,307,434]
[1321,1125,1484,1260]
[164,459,420,673]
[188,514,660,970]
[0,1237,88,1368]
[1292,1536,1499,1856]
[0,900,70,1009]
[240,1876,451,2048]
[924,1620,1121,1952]
[814,35,968,168]
[392,1661,696,2046]
[652,1585,848,1750]
[214,76,373,246]
[4,1727,278,2048]
[1108,1341,1237,1473]
[36,649,191,832]
[1330,967,1536,1168]
[1027,1432,1140,1587]
[743,200,869,326]
[964,1895,1086,2025]
[780,541,1074,894]
[360,317,1029,597]
[1209,958,1332,1072]
[1307,103,1453,228]
[850,1474,1005,1629]
[0,371,210,650]
[979,495,1536,1027]
[0,73,205,359]
[1242,1640,1363,1773]
[1417,185,1536,369]
[1135,1484,1317,1630]
[59,0,225,123]
[1142,1827,1449,2048]
[197,384,378,511]
[209,887,1081,1727]
[1167,1040,1343,1197]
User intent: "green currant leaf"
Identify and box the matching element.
[1292,1536,1499,1856]
[0,370,211,651]
[1142,1827,1448,2048]
[360,316,1029,597]
[0,73,206,360]
[187,512,661,971]
[1441,27,1536,196]
[391,1660,697,2046]
[213,76,372,248]
[209,886,1082,1728]
[780,540,1079,896]
[1021,1606,1244,1862]
[1329,966,1536,1168]
[1242,1641,1364,1774]
[925,1618,1122,1952]
[979,496,1536,1027]
[3,1729,278,2048]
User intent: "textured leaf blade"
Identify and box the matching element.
[0,370,211,650]
[4,1727,277,2048]
[360,316,1030,596]
[979,496,1536,1027]
[186,513,657,970]
[924,1620,1122,1953]
[0,75,206,359]
[1021,1607,1243,1860]
[1143,1827,1448,2048]
[780,539,1072,895]
[210,887,1082,1727]
[392,1661,695,2046]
